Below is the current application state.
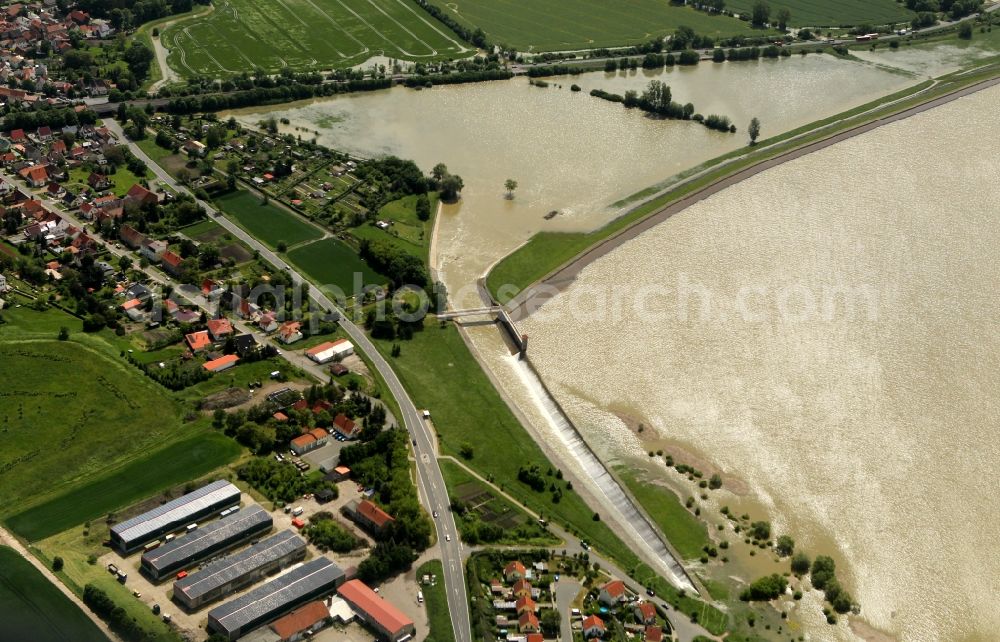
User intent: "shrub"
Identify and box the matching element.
[740,574,787,601]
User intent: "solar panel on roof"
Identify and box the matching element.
[111,480,240,548]
[208,557,343,637]
[175,530,306,601]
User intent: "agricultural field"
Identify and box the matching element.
[214,189,323,248]
[287,237,386,294]
[5,433,241,541]
[162,0,471,78]
[0,340,199,518]
[425,0,756,51]
[725,0,914,27]
[0,547,109,642]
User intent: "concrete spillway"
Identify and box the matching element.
[509,355,696,593]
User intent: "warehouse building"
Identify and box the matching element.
[110,480,241,554]
[337,579,415,642]
[141,505,273,581]
[207,557,345,640]
[305,339,354,364]
[174,531,307,611]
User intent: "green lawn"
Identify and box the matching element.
[349,193,439,262]
[214,189,323,248]
[725,0,913,27]
[0,339,205,519]
[67,166,144,198]
[425,0,756,51]
[0,547,109,642]
[5,433,241,541]
[416,560,457,642]
[617,468,709,561]
[370,320,634,566]
[287,238,386,295]
[162,0,468,77]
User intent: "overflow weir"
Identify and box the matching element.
[439,300,697,593]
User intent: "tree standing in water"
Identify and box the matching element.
[504,178,518,199]
[748,117,761,145]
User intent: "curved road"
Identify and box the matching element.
[103,120,472,642]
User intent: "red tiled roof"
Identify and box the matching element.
[645,625,664,642]
[270,601,328,640]
[305,341,336,356]
[203,354,239,372]
[518,611,539,631]
[337,580,413,635]
[636,601,656,621]
[357,499,393,528]
[333,413,356,436]
[504,561,526,577]
[161,250,183,268]
[308,427,328,440]
[185,330,212,351]
[291,434,316,449]
[583,614,605,631]
[206,317,234,337]
[602,580,626,598]
[515,595,536,613]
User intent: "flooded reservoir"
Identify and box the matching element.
[519,84,1000,642]
[238,53,913,301]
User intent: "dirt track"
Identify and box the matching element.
[508,74,1000,320]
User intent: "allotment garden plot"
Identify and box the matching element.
[427,0,755,51]
[163,0,470,77]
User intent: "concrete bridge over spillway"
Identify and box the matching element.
[436,306,528,356]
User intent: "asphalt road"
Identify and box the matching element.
[103,119,472,642]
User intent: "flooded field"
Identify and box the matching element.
[236,54,913,301]
[518,85,1000,642]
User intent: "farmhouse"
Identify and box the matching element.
[342,499,394,536]
[304,338,353,364]
[332,413,358,439]
[336,579,415,642]
[204,354,240,373]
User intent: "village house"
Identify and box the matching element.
[125,182,158,207]
[517,611,539,634]
[504,561,526,583]
[278,320,303,344]
[634,601,657,625]
[203,354,239,373]
[185,330,212,353]
[259,311,278,333]
[160,249,184,277]
[206,317,234,341]
[141,239,167,263]
[583,614,606,638]
[332,413,359,440]
[18,163,47,187]
[645,625,664,642]
[598,580,628,608]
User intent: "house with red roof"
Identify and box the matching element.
[583,614,606,638]
[332,413,358,440]
[278,320,302,344]
[515,595,536,615]
[185,330,212,352]
[206,317,234,341]
[160,249,184,277]
[344,499,394,535]
[19,164,47,187]
[258,311,278,333]
[504,561,526,582]
[645,625,664,642]
[119,224,146,250]
[87,172,110,190]
[599,580,628,607]
[512,578,532,599]
[634,601,657,625]
[125,183,157,207]
[518,611,540,634]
